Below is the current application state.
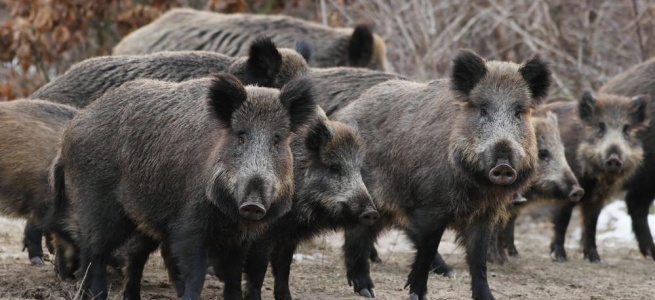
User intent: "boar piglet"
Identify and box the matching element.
[546,92,648,263]
[235,110,378,300]
[336,49,551,300]
[31,38,307,108]
[601,59,655,260]
[49,73,316,300]
[0,100,77,265]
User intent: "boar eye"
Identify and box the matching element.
[538,149,550,162]
[480,108,488,117]
[515,110,522,119]
[272,135,281,147]
[597,122,606,136]
[329,164,343,176]
[237,132,246,144]
[623,124,630,135]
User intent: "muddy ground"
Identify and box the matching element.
[1,205,654,300]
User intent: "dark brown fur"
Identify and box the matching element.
[50,74,316,299]
[545,92,649,263]
[0,99,77,265]
[113,8,388,70]
[336,50,550,299]
[31,38,307,108]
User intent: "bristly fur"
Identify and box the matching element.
[579,91,597,124]
[246,37,282,86]
[629,95,649,125]
[294,40,313,62]
[348,24,375,67]
[279,77,317,132]
[206,73,248,127]
[518,54,551,103]
[305,121,331,157]
[451,49,488,99]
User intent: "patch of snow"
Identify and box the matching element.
[573,200,655,247]
[292,253,324,262]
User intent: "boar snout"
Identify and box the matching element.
[489,159,517,185]
[604,153,623,173]
[239,202,267,220]
[237,176,275,220]
[569,186,584,202]
[359,209,379,226]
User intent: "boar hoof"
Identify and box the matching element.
[584,249,601,264]
[359,288,375,298]
[409,292,428,300]
[30,256,45,266]
[507,246,520,258]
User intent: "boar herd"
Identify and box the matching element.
[0,7,654,300]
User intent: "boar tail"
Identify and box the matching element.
[51,156,67,211]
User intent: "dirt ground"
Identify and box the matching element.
[1,208,654,300]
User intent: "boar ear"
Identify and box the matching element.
[545,111,559,127]
[451,49,487,99]
[519,54,551,105]
[246,37,282,86]
[578,91,597,124]
[629,94,649,126]
[279,77,317,132]
[294,40,313,62]
[348,24,375,67]
[207,73,248,127]
[315,105,329,122]
[305,120,332,155]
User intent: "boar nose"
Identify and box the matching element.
[568,186,584,202]
[604,153,623,172]
[489,161,517,185]
[359,210,379,226]
[239,202,267,220]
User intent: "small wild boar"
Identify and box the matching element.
[31,38,307,108]
[487,111,584,263]
[600,59,655,260]
[334,50,551,300]
[49,74,316,300]
[238,109,378,300]
[113,8,388,71]
[544,92,649,263]
[0,99,77,265]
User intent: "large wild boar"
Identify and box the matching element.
[113,8,388,71]
[334,50,551,300]
[239,110,378,300]
[0,99,77,265]
[545,92,649,263]
[488,111,584,263]
[50,74,316,299]
[600,59,655,260]
[31,38,307,108]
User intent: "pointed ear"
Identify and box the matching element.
[519,54,551,105]
[305,120,332,156]
[629,94,649,126]
[451,49,487,99]
[245,37,282,86]
[545,111,559,127]
[579,91,597,124]
[206,73,247,127]
[294,40,313,62]
[348,24,375,67]
[279,77,317,132]
[315,105,329,122]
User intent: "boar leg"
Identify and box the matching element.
[161,240,184,296]
[550,201,575,262]
[270,241,296,300]
[581,200,603,263]
[213,243,246,300]
[172,213,208,300]
[430,252,454,277]
[500,214,519,257]
[464,220,495,300]
[625,190,655,260]
[243,240,273,300]
[123,235,160,300]
[23,216,45,265]
[486,225,506,265]
[405,222,447,300]
[344,224,383,298]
